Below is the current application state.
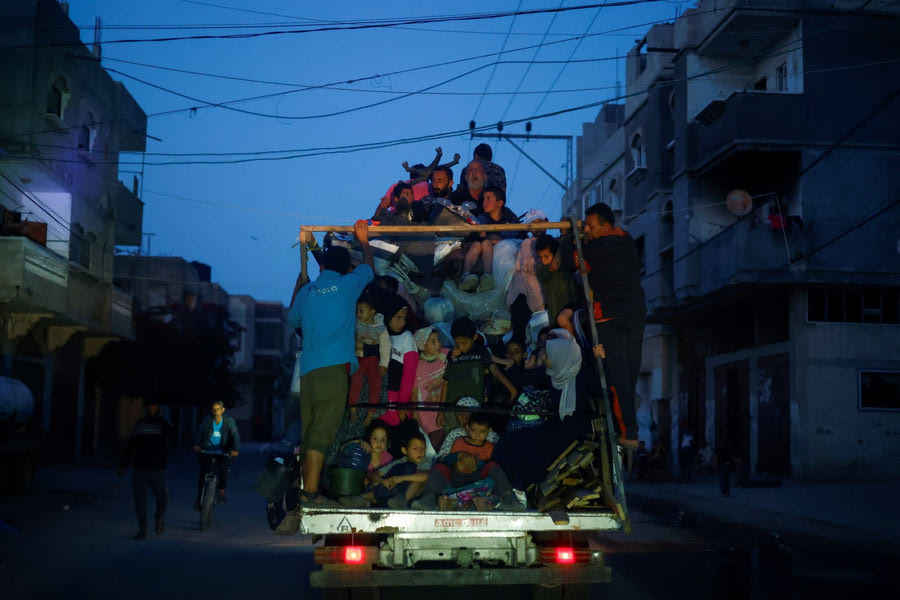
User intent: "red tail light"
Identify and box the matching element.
[344,546,365,564]
[539,546,593,565]
[314,546,378,566]
[556,548,576,564]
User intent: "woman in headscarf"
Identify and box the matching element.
[493,329,604,491]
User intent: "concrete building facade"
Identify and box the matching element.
[566,0,900,479]
[114,257,292,442]
[0,0,146,459]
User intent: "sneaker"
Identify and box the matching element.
[339,495,371,508]
[496,492,526,512]
[133,530,147,541]
[387,496,409,510]
[410,494,438,511]
[459,273,479,292]
[155,519,165,535]
[477,274,494,292]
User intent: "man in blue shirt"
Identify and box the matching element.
[193,400,241,507]
[289,221,374,505]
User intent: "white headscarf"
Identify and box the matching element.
[544,329,582,420]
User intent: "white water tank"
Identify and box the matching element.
[0,376,35,427]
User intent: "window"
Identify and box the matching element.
[631,134,645,169]
[608,178,620,211]
[78,112,97,151]
[46,75,68,118]
[807,286,899,324]
[859,370,900,411]
[775,62,788,92]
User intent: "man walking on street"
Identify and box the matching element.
[579,202,647,448]
[119,399,173,540]
[289,220,374,505]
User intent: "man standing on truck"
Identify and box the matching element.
[119,398,172,540]
[579,202,646,449]
[289,221,374,505]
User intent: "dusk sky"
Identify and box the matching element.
[66,0,687,304]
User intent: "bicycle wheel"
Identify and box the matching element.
[200,477,216,530]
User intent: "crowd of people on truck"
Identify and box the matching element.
[284,143,647,512]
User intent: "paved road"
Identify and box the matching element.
[0,444,316,599]
[1,444,896,599]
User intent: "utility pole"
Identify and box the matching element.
[471,129,574,214]
[142,232,155,256]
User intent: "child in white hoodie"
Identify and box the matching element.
[349,296,391,425]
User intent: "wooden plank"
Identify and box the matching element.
[547,440,579,473]
[548,510,570,525]
[300,221,576,235]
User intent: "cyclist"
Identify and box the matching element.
[193,401,241,509]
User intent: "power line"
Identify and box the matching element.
[0,1,668,51]
[104,57,629,122]
[3,5,733,142]
[11,30,887,170]
[499,1,566,123]
[471,0,523,127]
[0,44,810,167]
[532,3,608,116]
[6,38,811,167]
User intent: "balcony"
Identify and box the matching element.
[696,7,799,59]
[0,236,68,312]
[690,92,807,174]
[676,216,810,298]
[0,236,120,333]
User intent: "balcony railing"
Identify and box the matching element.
[690,91,807,171]
[676,216,809,298]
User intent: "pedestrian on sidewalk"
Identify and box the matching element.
[119,398,173,540]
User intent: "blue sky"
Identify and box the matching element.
[66,0,687,304]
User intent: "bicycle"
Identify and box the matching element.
[198,450,231,530]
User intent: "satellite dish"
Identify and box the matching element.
[726,189,753,216]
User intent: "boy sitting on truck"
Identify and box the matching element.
[411,412,525,512]
[458,185,522,293]
[339,431,430,509]
[438,317,516,436]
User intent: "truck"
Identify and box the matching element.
[290,217,631,598]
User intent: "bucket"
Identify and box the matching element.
[330,468,366,497]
